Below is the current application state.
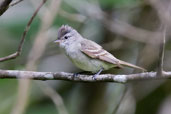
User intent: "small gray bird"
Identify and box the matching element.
[54,25,146,76]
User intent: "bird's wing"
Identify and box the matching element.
[80,39,121,66]
[80,39,146,71]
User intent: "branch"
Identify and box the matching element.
[157,26,166,76]
[0,0,12,16]
[112,87,127,114]
[0,69,171,83]
[64,0,162,43]
[59,9,86,23]
[0,0,47,62]
[10,0,23,7]
[11,1,61,114]
[156,0,171,76]
[38,82,69,114]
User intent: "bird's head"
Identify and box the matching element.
[54,25,82,48]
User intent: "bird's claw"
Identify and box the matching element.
[92,68,103,80]
[73,73,79,79]
[92,74,97,80]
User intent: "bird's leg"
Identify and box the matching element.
[93,68,104,80]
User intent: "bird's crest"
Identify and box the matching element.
[57,25,73,39]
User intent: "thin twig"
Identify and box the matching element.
[157,26,166,76]
[10,0,23,7]
[150,0,170,77]
[59,9,86,23]
[38,82,68,114]
[0,70,171,83]
[112,87,127,114]
[64,0,162,43]
[0,0,12,16]
[148,0,171,27]
[11,0,61,114]
[156,0,171,76]
[9,1,47,114]
[0,0,47,62]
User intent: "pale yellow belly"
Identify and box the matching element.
[68,53,114,73]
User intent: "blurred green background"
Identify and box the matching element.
[0,0,171,114]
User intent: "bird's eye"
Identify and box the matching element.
[64,36,68,39]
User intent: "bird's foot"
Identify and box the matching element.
[73,71,91,79]
[92,74,98,80]
[92,68,104,80]
[72,73,79,79]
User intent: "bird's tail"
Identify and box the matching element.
[119,60,146,71]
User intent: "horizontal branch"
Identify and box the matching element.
[0,69,170,83]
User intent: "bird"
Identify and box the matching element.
[54,25,146,77]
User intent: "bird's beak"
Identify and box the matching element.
[54,39,61,44]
